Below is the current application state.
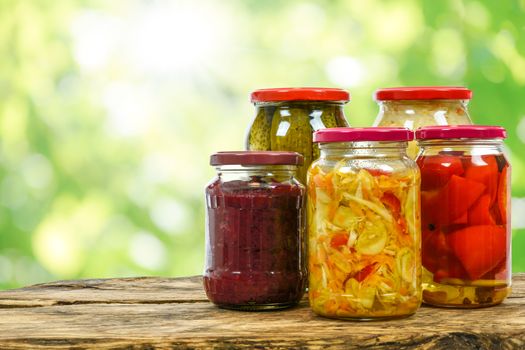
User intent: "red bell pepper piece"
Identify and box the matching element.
[422,229,449,274]
[330,232,349,248]
[464,155,499,204]
[381,192,401,215]
[354,263,376,282]
[382,192,408,234]
[417,155,464,190]
[431,175,485,226]
[468,195,496,225]
[422,228,469,280]
[433,260,469,283]
[447,225,507,281]
[497,166,509,225]
[452,211,468,225]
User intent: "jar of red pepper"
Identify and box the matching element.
[204,151,306,310]
[415,126,511,308]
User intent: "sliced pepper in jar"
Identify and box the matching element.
[447,225,507,281]
[422,174,485,228]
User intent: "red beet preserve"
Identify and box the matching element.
[204,151,306,310]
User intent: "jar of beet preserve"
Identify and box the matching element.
[204,151,306,310]
[416,126,511,308]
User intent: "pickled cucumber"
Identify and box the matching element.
[312,105,349,161]
[246,107,273,150]
[320,105,344,128]
[270,107,312,183]
[246,102,349,184]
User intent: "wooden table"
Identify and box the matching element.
[0,274,523,349]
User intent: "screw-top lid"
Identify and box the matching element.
[415,125,507,140]
[374,86,472,101]
[251,87,350,103]
[313,127,414,143]
[210,151,304,166]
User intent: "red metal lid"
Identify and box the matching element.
[374,86,472,101]
[251,88,350,103]
[313,127,414,143]
[415,125,507,140]
[210,151,304,166]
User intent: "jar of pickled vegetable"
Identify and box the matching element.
[204,151,307,310]
[246,88,350,184]
[416,126,511,308]
[307,128,421,320]
[373,86,473,158]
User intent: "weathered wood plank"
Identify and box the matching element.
[0,274,523,349]
[0,276,207,307]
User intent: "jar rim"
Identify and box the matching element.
[374,86,472,101]
[314,127,414,142]
[210,151,304,166]
[251,87,350,103]
[415,125,507,140]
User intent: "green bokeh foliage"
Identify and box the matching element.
[0,0,524,288]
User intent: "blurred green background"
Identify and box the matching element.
[0,0,524,288]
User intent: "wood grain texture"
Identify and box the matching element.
[0,274,523,349]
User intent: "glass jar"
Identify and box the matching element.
[373,86,473,158]
[204,151,307,310]
[307,128,422,320]
[246,88,350,184]
[416,126,511,308]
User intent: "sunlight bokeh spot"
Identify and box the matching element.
[0,176,28,210]
[464,1,491,31]
[326,56,365,87]
[20,154,54,191]
[129,231,167,270]
[368,2,423,51]
[431,29,466,78]
[33,221,84,277]
[0,256,13,283]
[150,197,191,234]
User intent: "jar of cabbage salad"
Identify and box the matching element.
[307,128,421,320]
[204,151,307,310]
[373,86,473,158]
[416,126,511,308]
[246,88,350,184]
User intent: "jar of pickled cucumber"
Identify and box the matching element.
[416,126,511,308]
[307,127,421,320]
[246,88,350,184]
[373,86,473,158]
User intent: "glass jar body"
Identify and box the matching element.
[374,100,472,158]
[307,142,422,320]
[246,101,349,184]
[204,165,306,310]
[417,139,511,308]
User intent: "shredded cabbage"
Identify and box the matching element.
[308,164,422,318]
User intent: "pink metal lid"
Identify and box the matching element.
[313,127,414,143]
[415,125,507,140]
[210,151,304,166]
